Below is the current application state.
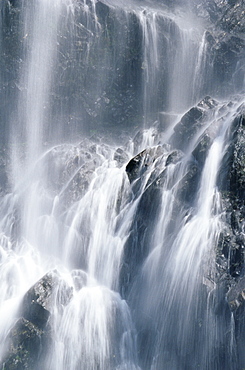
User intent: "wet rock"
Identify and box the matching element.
[22,271,73,326]
[172,96,218,150]
[1,318,48,370]
[221,107,245,226]
[122,146,170,294]
[229,108,245,202]
[165,149,183,166]
[197,96,218,110]
[212,33,245,92]
[217,1,245,35]
[175,164,200,204]
[194,0,229,23]
[214,103,245,369]
[194,0,245,96]
[120,175,162,297]
[192,132,212,168]
[1,271,73,369]
[126,149,147,183]
[227,277,245,312]
[194,0,244,31]
[62,164,95,206]
[216,105,245,278]
[122,145,190,296]
[180,107,203,128]
[125,146,165,184]
[22,274,55,330]
[113,148,129,167]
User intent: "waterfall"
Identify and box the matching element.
[0,0,244,369]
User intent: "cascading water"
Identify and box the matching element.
[130,105,241,369]
[0,0,244,369]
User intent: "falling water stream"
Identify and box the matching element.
[0,0,244,369]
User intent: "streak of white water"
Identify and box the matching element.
[168,26,204,112]
[62,158,132,289]
[0,230,44,357]
[138,10,159,123]
[172,139,223,288]
[192,31,210,101]
[133,103,242,369]
[48,284,140,370]
[0,142,142,368]
[18,0,64,163]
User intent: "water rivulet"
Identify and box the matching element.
[0,0,244,369]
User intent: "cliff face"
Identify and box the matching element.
[195,0,245,96]
[1,0,244,140]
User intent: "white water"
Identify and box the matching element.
[0,0,244,369]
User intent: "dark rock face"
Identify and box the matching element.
[126,149,148,184]
[227,276,245,367]
[216,0,245,35]
[120,182,162,296]
[192,132,212,167]
[21,271,72,327]
[175,163,199,204]
[1,271,73,369]
[229,107,245,202]
[172,96,218,151]
[212,104,245,369]
[0,1,22,144]
[195,0,245,33]
[227,277,245,312]
[218,106,245,278]
[125,145,166,185]
[2,318,47,370]
[195,0,245,97]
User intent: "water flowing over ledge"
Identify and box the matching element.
[0,0,245,369]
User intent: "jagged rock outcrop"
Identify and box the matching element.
[125,149,148,184]
[2,318,48,370]
[172,96,218,151]
[1,271,73,369]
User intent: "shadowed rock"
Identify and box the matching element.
[172,96,218,150]
[227,277,245,312]
[1,271,73,369]
[1,318,47,370]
